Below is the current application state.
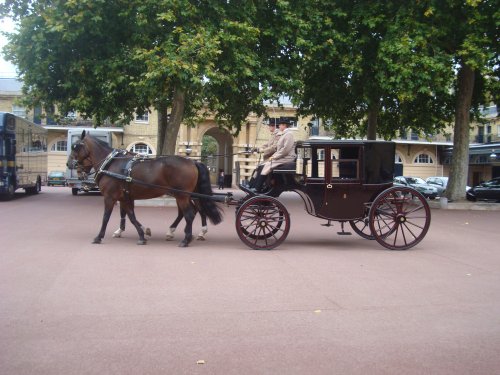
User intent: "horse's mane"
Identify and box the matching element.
[86,134,112,149]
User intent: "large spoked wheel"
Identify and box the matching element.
[236,195,290,250]
[369,186,431,250]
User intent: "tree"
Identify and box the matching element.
[293,1,454,140]
[289,0,498,201]
[415,0,499,201]
[0,0,291,155]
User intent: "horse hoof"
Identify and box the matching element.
[112,233,121,238]
[165,235,174,241]
[145,228,152,236]
[178,242,189,248]
[197,236,205,241]
[137,240,147,245]
[92,238,102,244]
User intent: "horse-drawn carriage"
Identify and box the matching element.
[69,132,431,250]
[234,139,431,250]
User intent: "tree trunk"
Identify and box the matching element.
[366,101,378,140]
[158,86,186,156]
[446,63,475,202]
[157,100,168,154]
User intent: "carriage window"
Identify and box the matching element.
[331,146,359,180]
[313,148,326,178]
[296,147,310,176]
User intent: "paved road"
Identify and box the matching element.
[1,187,500,375]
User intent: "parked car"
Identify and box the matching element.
[426,176,471,196]
[393,176,438,199]
[47,171,67,186]
[466,177,500,202]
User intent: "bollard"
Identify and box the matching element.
[439,196,448,209]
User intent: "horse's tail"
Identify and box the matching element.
[195,162,223,225]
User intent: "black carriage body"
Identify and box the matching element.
[236,139,431,250]
[268,139,395,221]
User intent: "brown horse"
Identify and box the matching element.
[68,130,223,247]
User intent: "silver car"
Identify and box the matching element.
[426,176,471,196]
[394,176,438,199]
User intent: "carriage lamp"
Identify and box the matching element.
[185,146,192,156]
[490,149,497,160]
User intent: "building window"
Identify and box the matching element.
[33,106,42,124]
[12,105,27,118]
[135,112,149,123]
[414,153,434,164]
[131,143,153,155]
[46,105,56,125]
[395,153,403,163]
[50,140,67,152]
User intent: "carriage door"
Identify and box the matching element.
[318,146,364,220]
[302,146,329,215]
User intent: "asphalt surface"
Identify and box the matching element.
[1,187,500,375]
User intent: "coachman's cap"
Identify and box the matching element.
[277,119,292,126]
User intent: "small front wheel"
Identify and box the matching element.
[369,186,431,250]
[349,217,374,240]
[235,196,290,250]
[72,188,79,196]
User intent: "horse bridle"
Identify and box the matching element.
[70,141,96,179]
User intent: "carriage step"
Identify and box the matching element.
[337,221,352,235]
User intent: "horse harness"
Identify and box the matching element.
[90,149,218,200]
[94,150,148,196]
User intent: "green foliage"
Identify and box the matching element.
[1,0,497,146]
[201,135,218,164]
[0,0,299,144]
[293,1,461,139]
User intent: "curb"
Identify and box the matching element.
[428,199,500,211]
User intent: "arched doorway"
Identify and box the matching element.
[201,127,234,187]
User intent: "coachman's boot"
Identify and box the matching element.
[251,174,267,194]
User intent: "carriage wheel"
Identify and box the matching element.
[236,196,290,250]
[350,204,398,240]
[349,204,374,240]
[349,217,374,240]
[369,186,431,250]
